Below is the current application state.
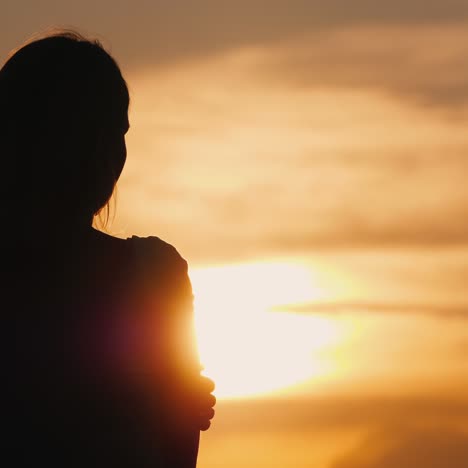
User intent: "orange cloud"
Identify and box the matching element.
[258,25,468,111]
[3,1,468,69]
[111,50,468,261]
[331,427,468,468]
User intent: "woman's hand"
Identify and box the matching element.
[194,375,216,431]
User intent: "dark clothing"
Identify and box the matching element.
[4,229,201,467]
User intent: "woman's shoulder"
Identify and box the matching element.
[92,230,187,269]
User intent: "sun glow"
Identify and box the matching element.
[190,262,344,399]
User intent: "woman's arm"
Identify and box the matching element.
[131,236,215,466]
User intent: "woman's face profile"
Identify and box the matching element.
[116,111,130,177]
[99,110,130,182]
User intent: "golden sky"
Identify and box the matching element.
[2,2,468,467]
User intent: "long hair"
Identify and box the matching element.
[0,30,129,230]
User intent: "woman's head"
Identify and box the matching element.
[0,30,129,225]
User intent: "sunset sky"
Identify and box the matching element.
[2,2,468,467]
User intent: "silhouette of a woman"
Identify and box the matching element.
[1,31,215,467]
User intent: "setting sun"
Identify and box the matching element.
[190,262,344,398]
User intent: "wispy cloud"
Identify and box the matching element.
[201,395,468,467]
[213,395,468,434]
[258,25,468,111]
[3,1,468,68]
[270,302,468,319]
[112,47,468,260]
[332,427,468,468]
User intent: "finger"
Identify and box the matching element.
[196,392,216,410]
[203,393,216,408]
[199,375,215,393]
[199,419,211,431]
[199,407,215,420]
